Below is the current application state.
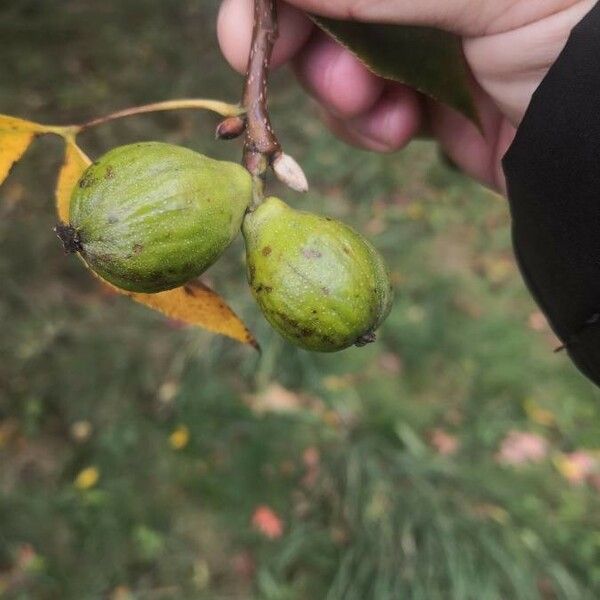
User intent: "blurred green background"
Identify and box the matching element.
[2,2,600,599]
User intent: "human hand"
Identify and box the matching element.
[218,0,594,192]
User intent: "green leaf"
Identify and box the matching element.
[311,17,478,126]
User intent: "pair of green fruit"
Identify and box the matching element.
[59,142,393,352]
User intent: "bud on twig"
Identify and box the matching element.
[273,152,309,193]
[216,115,246,140]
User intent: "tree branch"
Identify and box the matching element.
[242,0,281,203]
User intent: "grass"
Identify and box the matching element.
[1,1,600,598]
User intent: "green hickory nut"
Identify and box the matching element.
[56,142,252,293]
[243,197,394,352]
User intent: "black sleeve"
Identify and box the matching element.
[502,1,600,387]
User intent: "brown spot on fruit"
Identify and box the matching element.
[321,287,330,296]
[275,311,300,331]
[262,246,272,257]
[255,284,273,294]
[105,165,115,179]
[147,271,169,287]
[132,243,143,254]
[79,175,96,189]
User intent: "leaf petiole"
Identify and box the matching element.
[78,99,244,131]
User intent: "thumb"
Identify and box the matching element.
[278,0,480,33]
[217,0,492,72]
[218,0,487,74]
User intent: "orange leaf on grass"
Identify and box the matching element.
[496,431,549,466]
[251,505,284,539]
[553,451,598,485]
[55,136,258,349]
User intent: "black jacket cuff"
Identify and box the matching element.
[503,1,600,387]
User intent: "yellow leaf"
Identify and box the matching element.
[552,451,596,485]
[552,454,585,484]
[0,114,43,132]
[55,138,257,349]
[169,425,190,450]
[110,586,134,600]
[523,398,556,427]
[405,202,425,221]
[55,137,92,222]
[0,114,45,186]
[74,466,100,490]
[245,383,323,415]
[70,420,93,443]
[128,280,259,349]
[192,559,211,591]
[76,252,257,348]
